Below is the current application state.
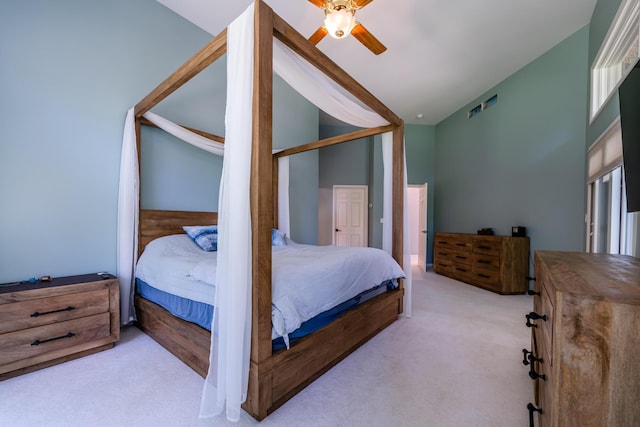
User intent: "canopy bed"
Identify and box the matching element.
[116,0,409,421]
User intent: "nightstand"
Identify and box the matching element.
[0,273,120,380]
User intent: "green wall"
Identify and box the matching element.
[434,26,590,268]
[0,0,318,283]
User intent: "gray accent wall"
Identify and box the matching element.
[318,125,373,246]
[0,0,318,282]
[434,26,590,270]
[318,124,436,260]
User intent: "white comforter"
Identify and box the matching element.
[135,234,405,344]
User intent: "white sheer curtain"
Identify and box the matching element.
[278,156,290,236]
[144,111,224,156]
[116,108,139,325]
[272,40,388,128]
[200,4,254,422]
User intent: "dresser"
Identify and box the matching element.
[526,251,640,426]
[433,232,529,294]
[0,274,120,380]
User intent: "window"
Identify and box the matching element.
[586,120,637,255]
[590,0,640,121]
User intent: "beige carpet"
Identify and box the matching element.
[0,268,533,426]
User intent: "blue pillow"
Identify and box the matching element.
[183,225,218,251]
[272,229,286,246]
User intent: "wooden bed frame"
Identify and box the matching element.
[132,1,405,420]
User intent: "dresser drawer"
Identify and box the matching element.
[534,283,554,366]
[473,239,501,257]
[452,264,473,282]
[450,249,472,265]
[435,234,472,252]
[434,260,454,274]
[434,247,454,261]
[472,253,500,270]
[0,312,111,366]
[470,267,501,290]
[0,289,110,334]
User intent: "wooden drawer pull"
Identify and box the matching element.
[477,273,491,279]
[527,403,542,427]
[477,245,492,250]
[31,332,75,346]
[455,267,468,273]
[455,243,466,247]
[455,255,468,260]
[477,259,491,264]
[525,311,547,328]
[31,306,75,317]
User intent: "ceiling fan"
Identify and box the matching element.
[307,0,387,55]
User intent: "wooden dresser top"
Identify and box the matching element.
[535,251,640,303]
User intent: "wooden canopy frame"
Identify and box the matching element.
[133,0,404,420]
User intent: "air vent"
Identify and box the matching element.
[467,94,498,118]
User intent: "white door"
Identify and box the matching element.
[418,183,428,271]
[333,185,368,247]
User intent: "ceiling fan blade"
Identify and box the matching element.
[309,26,329,45]
[351,22,387,55]
[308,0,326,8]
[353,0,374,8]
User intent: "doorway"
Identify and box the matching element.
[408,183,428,270]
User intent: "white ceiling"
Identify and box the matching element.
[156,0,597,125]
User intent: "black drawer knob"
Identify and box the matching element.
[527,289,540,296]
[522,348,541,366]
[525,311,547,328]
[527,402,542,427]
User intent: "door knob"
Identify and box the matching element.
[335,228,342,232]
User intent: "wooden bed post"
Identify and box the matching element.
[392,123,405,314]
[245,0,274,420]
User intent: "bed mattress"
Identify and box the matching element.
[135,234,405,347]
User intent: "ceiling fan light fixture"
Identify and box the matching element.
[324,2,356,39]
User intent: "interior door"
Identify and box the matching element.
[418,183,428,271]
[333,185,368,247]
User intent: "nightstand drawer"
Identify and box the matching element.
[0,289,110,334]
[0,313,111,365]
